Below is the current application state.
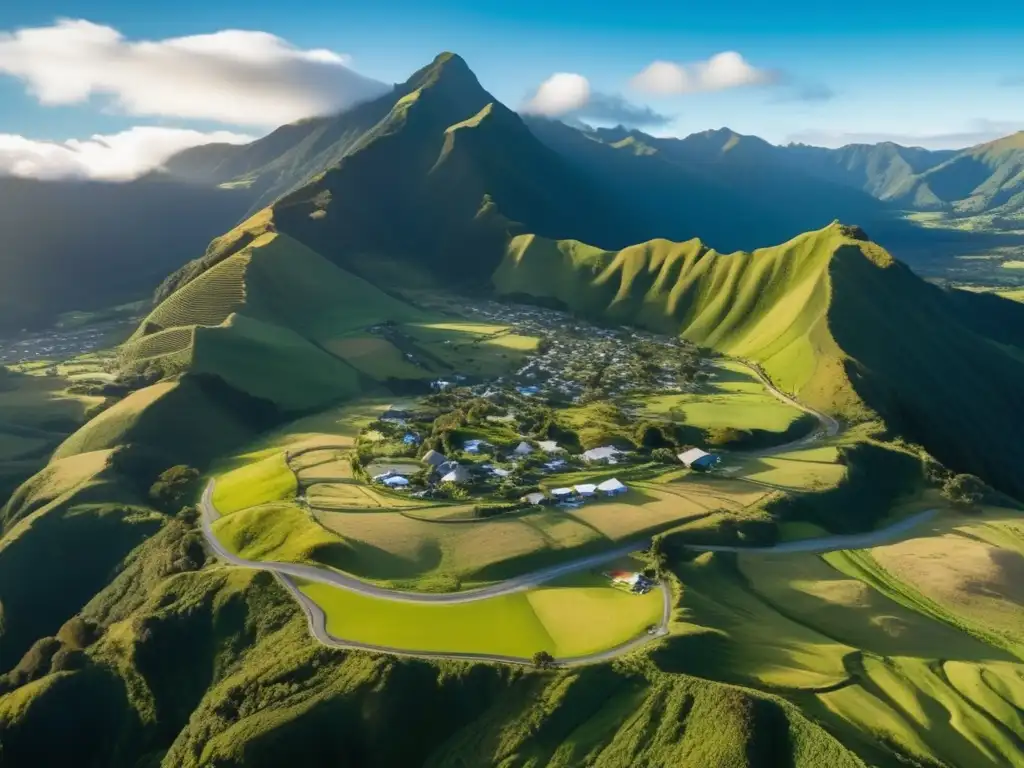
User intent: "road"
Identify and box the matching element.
[200,481,673,665]
[275,570,672,668]
[197,356,930,665]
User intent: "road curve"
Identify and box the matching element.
[201,482,655,604]
[276,571,672,668]
[198,356,924,664]
[200,480,674,665]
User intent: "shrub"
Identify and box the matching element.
[532,650,555,669]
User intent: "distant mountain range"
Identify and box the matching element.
[2,51,1022,331]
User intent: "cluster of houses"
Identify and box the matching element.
[521,477,628,508]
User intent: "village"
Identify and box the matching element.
[423,296,708,404]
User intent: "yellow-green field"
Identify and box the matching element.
[324,334,430,379]
[211,452,297,514]
[726,443,846,490]
[637,360,808,434]
[298,565,663,660]
[311,486,716,585]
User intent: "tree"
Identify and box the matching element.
[941,474,988,510]
[532,650,555,669]
[651,447,677,464]
[148,465,200,512]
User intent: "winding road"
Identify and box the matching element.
[198,356,934,666]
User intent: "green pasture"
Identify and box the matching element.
[298,565,662,659]
[656,552,852,690]
[212,452,297,514]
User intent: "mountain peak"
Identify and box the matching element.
[404,51,479,92]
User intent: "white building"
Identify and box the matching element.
[597,478,627,496]
[582,446,622,463]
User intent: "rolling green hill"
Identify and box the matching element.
[123,230,429,410]
[495,222,1024,500]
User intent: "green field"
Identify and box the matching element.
[298,565,662,660]
[211,452,297,514]
[636,360,810,436]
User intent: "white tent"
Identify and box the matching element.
[513,441,534,456]
[551,487,574,498]
[574,483,597,496]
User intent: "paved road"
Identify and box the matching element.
[201,482,656,604]
[697,508,938,554]
[722,359,840,453]
[198,357,929,664]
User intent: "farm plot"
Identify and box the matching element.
[312,487,714,586]
[298,565,662,660]
[325,335,431,379]
[637,359,808,435]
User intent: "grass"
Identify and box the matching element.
[324,334,430,379]
[737,550,1009,660]
[310,486,713,586]
[190,313,363,411]
[52,377,258,469]
[297,565,662,659]
[211,502,344,564]
[637,360,809,435]
[654,552,853,690]
[212,452,297,514]
[123,231,426,409]
[818,656,1024,768]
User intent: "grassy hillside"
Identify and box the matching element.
[855,132,1024,224]
[0,539,865,768]
[122,231,430,410]
[496,222,1024,500]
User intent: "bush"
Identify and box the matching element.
[532,650,555,669]
[149,465,200,512]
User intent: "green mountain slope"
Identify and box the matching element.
[784,142,955,202]
[495,222,1024,499]
[891,132,1024,218]
[122,229,427,410]
[525,119,896,254]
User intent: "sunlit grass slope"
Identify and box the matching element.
[496,223,858,410]
[497,221,1024,500]
[123,230,426,410]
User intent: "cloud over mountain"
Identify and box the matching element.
[0,19,389,127]
[0,126,254,180]
[522,73,671,127]
[631,52,776,95]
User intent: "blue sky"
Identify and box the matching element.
[1,0,1023,178]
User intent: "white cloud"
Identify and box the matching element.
[0,19,389,127]
[631,52,776,95]
[522,72,591,116]
[521,73,671,127]
[0,126,254,181]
